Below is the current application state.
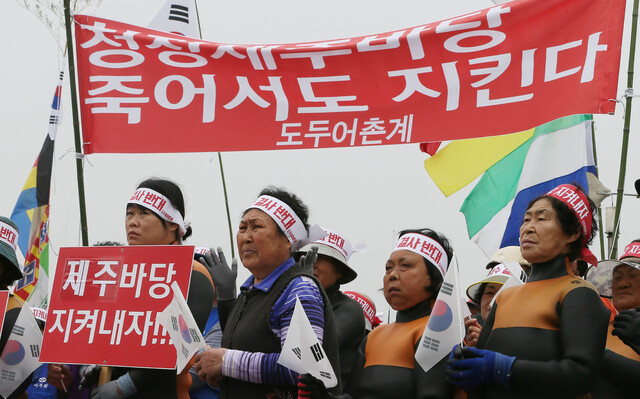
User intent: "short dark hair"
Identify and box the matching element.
[526,183,597,262]
[397,228,454,300]
[245,186,310,234]
[135,178,192,241]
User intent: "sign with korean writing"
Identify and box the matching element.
[0,290,9,335]
[75,0,625,154]
[40,246,194,369]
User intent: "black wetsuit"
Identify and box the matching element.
[590,320,640,398]
[473,255,609,399]
[342,300,453,399]
[326,283,366,388]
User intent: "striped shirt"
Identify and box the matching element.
[221,257,325,385]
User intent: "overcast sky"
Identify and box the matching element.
[2,0,640,318]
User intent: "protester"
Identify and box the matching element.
[447,183,609,398]
[590,240,640,398]
[193,186,341,398]
[295,229,366,387]
[464,248,529,346]
[85,178,215,399]
[190,248,223,399]
[343,291,383,333]
[0,216,29,399]
[298,228,456,398]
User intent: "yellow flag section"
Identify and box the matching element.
[424,129,534,197]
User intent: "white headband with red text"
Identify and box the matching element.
[392,233,448,278]
[128,188,190,236]
[249,195,316,252]
[0,221,19,251]
[312,228,366,261]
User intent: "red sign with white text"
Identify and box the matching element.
[40,246,194,369]
[74,0,625,154]
[0,291,9,335]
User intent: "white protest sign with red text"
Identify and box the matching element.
[74,0,624,154]
[40,246,194,369]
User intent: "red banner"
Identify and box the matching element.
[40,246,194,369]
[75,0,625,154]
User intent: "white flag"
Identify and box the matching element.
[149,0,201,38]
[0,303,43,398]
[156,281,206,373]
[277,296,337,388]
[415,257,469,372]
[489,261,527,307]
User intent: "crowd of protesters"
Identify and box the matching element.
[2,180,640,399]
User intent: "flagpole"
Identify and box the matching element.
[590,121,606,260]
[194,0,235,258]
[611,0,639,258]
[63,0,89,246]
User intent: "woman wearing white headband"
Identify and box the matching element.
[89,178,215,399]
[447,183,610,398]
[194,186,340,399]
[298,228,457,398]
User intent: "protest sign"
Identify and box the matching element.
[40,245,194,369]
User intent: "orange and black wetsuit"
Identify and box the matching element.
[473,255,609,399]
[343,299,454,399]
[590,320,640,398]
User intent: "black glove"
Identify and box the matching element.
[79,365,102,390]
[297,246,319,274]
[612,306,640,355]
[298,373,331,399]
[200,247,238,301]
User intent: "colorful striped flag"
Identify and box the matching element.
[461,115,595,257]
[424,115,596,257]
[10,69,63,306]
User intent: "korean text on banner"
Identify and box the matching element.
[74,0,625,154]
[278,296,338,388]
[39,246,194,369]
[157,281,205,373]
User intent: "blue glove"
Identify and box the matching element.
[445,345,516,391]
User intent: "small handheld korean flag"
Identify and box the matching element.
[157,281,206,374]
[0,303,43,398]
[415,256,470,372]
[277,296,337,388]
[149,0,200,38]
[489,261,527,307]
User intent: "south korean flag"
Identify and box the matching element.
[278,296,337,388]
[157,281,206,373]
[149,0,201,38]
[0,303,43,398]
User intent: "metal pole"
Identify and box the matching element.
[194,1,235,258]
[63,0,89,246]
[611,0,639,259]
[590,120,606,260]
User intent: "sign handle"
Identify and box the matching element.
[98,367,113,386]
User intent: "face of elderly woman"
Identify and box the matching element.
[384,250,431,311]
[519,198,579,264]
[237,209,291,280]
[612,264,640,311]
